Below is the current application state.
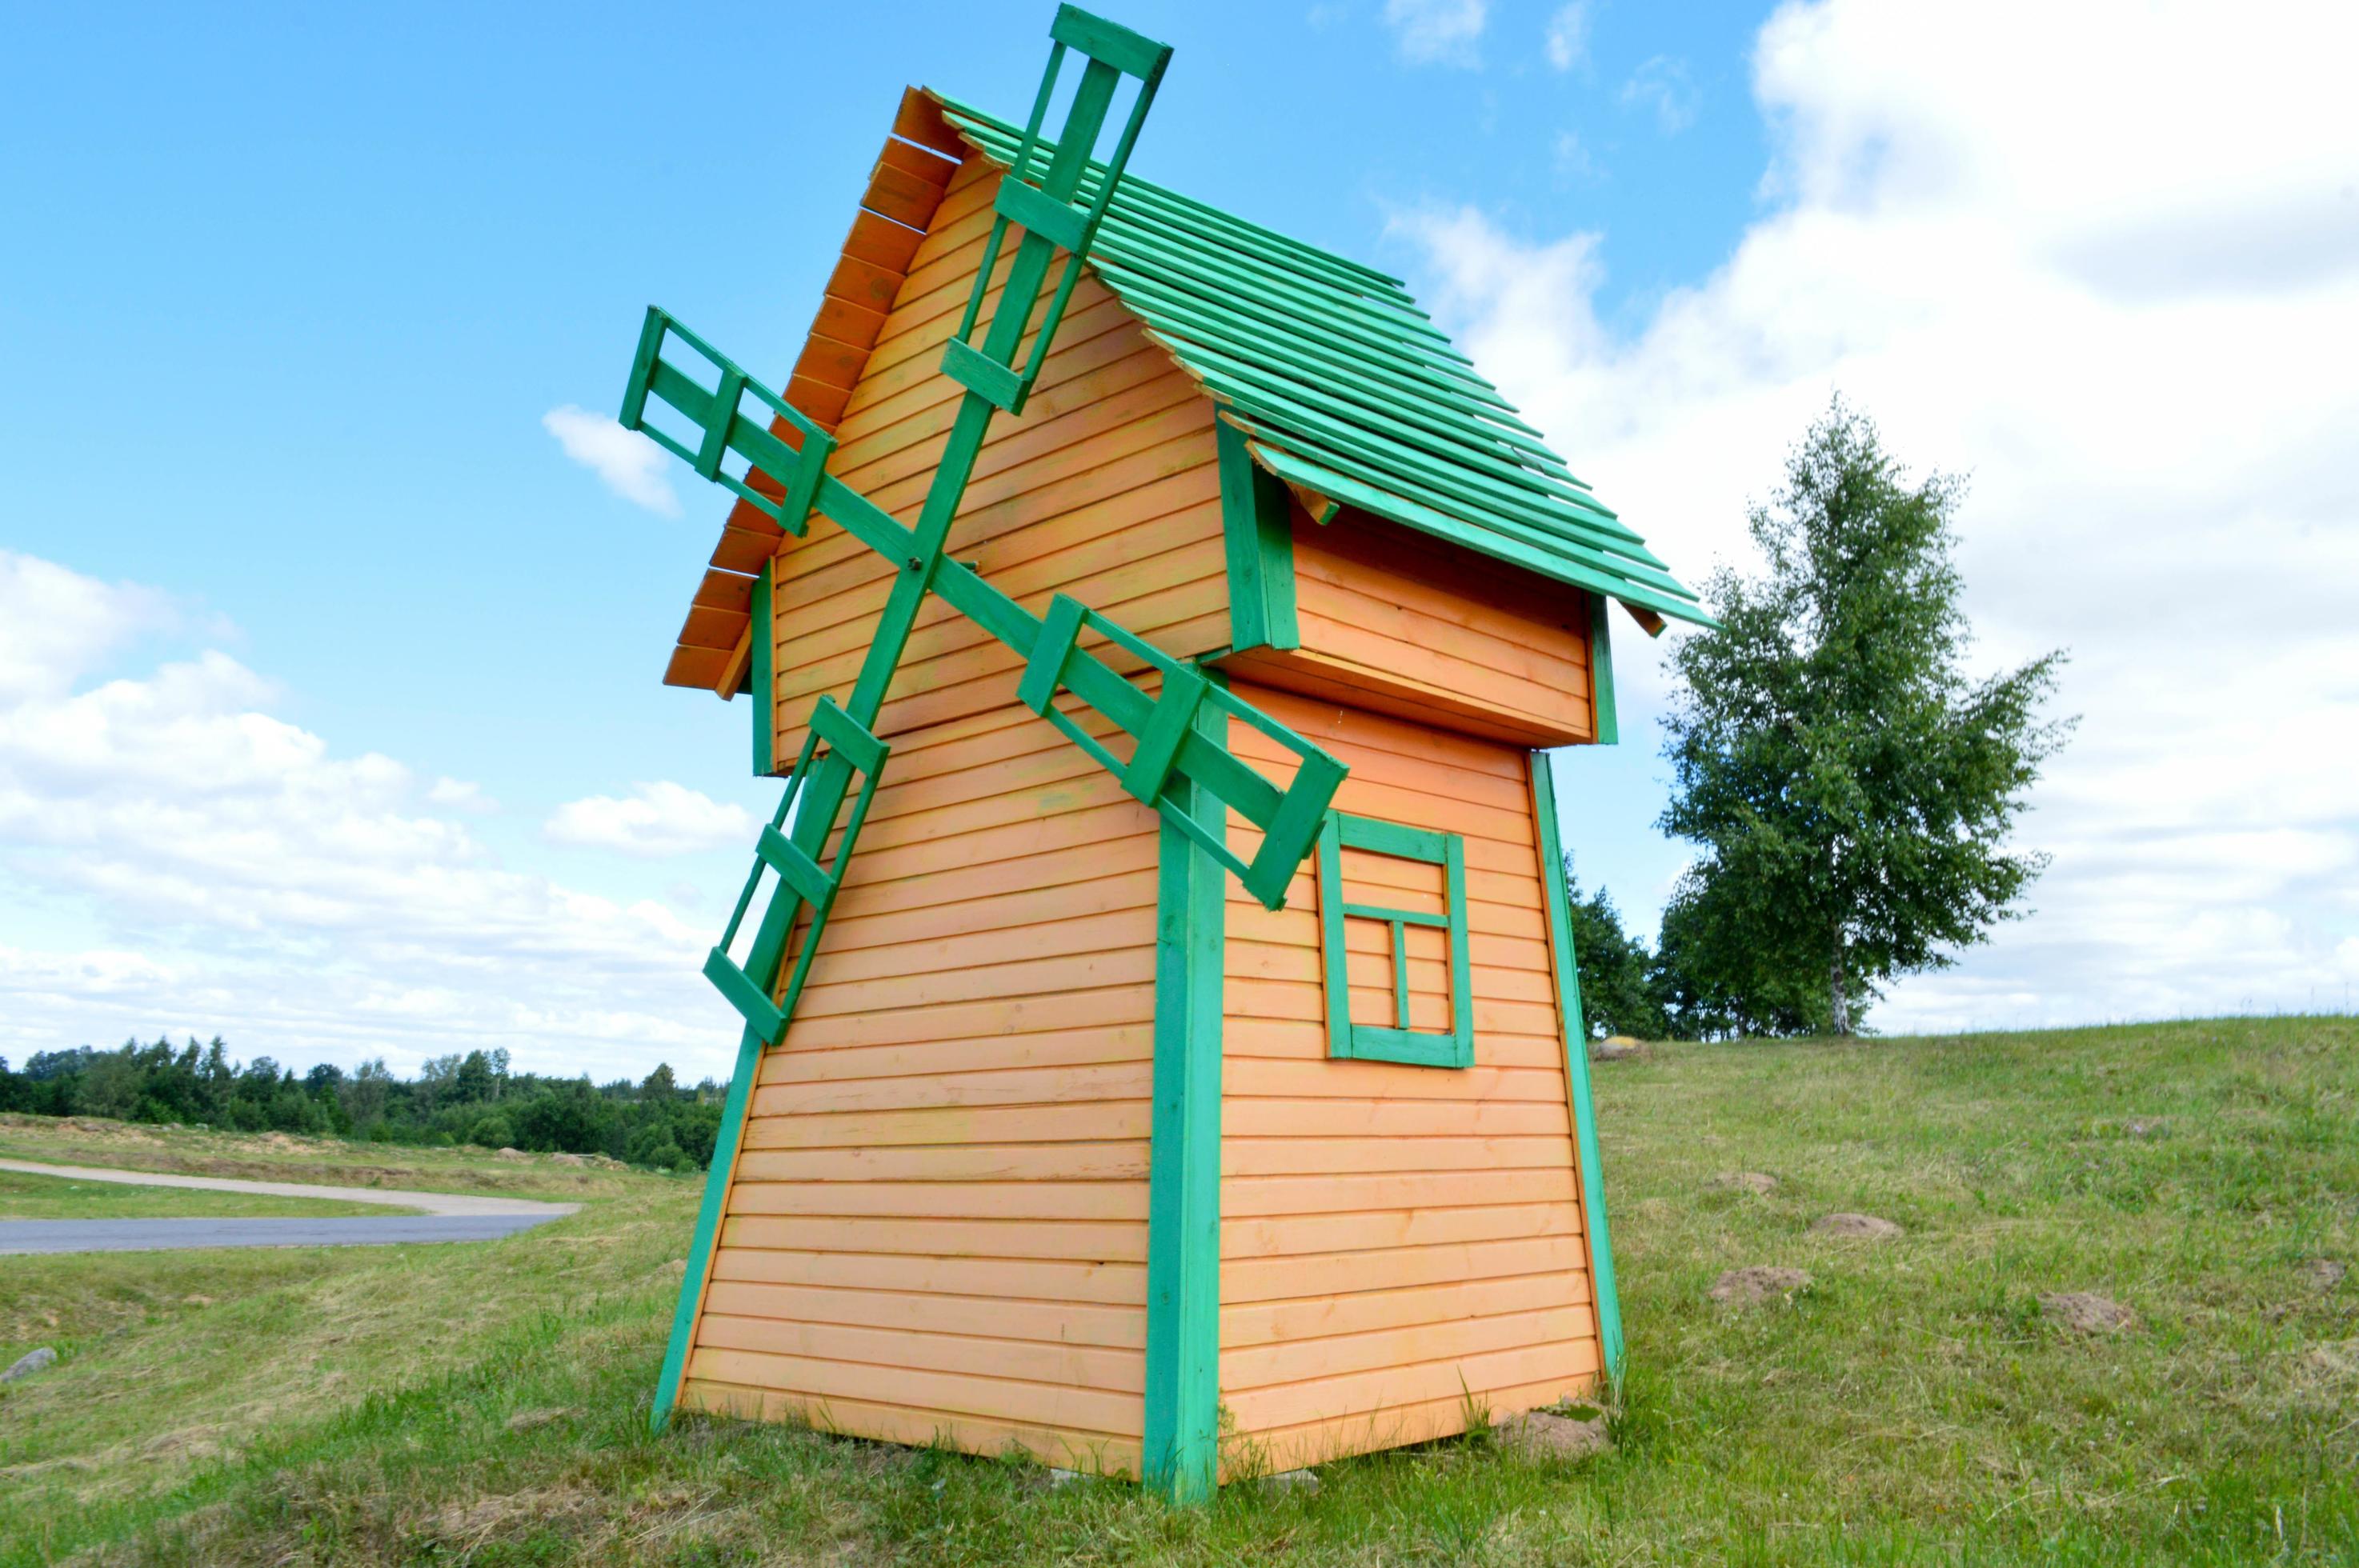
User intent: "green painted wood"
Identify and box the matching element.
[1250,442,1712,627]
[1316,810,1473,1069]
[750,562,775,776]
[933,99,1722,627]
[1528,750,1624,1383]
[1142,682,1224,1504]
[1215,419,1299,653]
[1588,592,1619,746]
[648,1019,761,1433]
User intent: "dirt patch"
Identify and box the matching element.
[1711,1266,1812,1306]
[2041,1291,2136,1334]
[2302,1338,2359,1379]
[1811,1212,1904,1240]
[420,1485,598,1547]
[505,1406,579,1433]
[140,1426,240,1465]
[1711,1171,1780,1195]
[2300,1258,2346,1292]
[1496,1404,1612,1461]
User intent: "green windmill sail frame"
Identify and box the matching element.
[631,6,1350,1440]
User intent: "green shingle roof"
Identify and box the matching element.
[935,94,1710,630]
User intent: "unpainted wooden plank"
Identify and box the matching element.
[1221,1234,1585,1306]
[684,1346,1143,1436]
[681,1377,1143,1475]
[708,1244,1145,1307]
[1220,1270,1589,1350]
[703,1279,1144,1349]
[734,1140,1150,1185]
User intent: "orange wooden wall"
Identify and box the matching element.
[1224,510,1598,750]
[764,150,1231,765]
[1215,681,1600,1473]
[679,694,1162,1470]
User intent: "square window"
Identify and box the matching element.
[1316,810,1473,1068]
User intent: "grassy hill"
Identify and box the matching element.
[2,1016,2352,1566]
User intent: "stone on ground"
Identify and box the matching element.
[1811,1212,1904,1240]
[1590,1036,1644,1062]
[1710,1171,1779,1195]
[1259,1467,1320,1493]
[1711,1266,1812,1306]
[2300,1258,2346,1292]
[494,1147,529,1161]
[2,1346,57,1384]
[1496,1405,1612,1461]
[2041,1291,2136,1334]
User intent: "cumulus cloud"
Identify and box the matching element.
[1544,2,1591,71]
[0,554,732,1078]
[0,550,174,704]
[1384,0,1488,66]
[1394,0,2359,1030]
[543,404,681,516]
[544,782,754,858]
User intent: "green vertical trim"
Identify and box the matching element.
[1215,420,1299,653]
[1588,592,1619,746]
[650,1022,762,1431]
[1529,750,1624,1384]
[751,561,775,776]
[1143,685,1225,1503]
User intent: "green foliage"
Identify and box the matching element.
[1660,399,2070,1034]
[0,1038,723,1171]
[1557,857,1669,1041]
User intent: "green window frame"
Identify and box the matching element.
[1316,810,1473,1069]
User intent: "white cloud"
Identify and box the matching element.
[427,776,498,814]
[544,782,753,858]
[0,550,174,705]
[0,554,735,1078]
[1620,54,1697,133]
[1552,130,1597,182]
[543,403,681,517]
[1384,0,1487,66]
[1544,1,1591,71]
[1395,0,2359,1031]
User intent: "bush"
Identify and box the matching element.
[467,1114,515,1150]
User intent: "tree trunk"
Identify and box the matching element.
[1828,939,1852,1037]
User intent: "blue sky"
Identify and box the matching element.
[6,0,2355,1079]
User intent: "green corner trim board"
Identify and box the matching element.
[1530,750,1627,1383]
[929,97,1712,630]
[1142,684,1227,1502]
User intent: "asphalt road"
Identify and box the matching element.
[0,1212,570,1254]
[0,1158,581,1254]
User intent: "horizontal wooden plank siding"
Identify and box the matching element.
[679,684,1161,1474]
[1220,511,1596,748]
[763,150,1231,766]
[1214,682,1597,1474]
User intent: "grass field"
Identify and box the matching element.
[1,1017,2352,1566]
[0,1168,425,1221]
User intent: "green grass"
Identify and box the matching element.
[0,1168,425,1222]
[1,1017,2353,1566]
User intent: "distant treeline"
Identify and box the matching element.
[0,1039,725,1171]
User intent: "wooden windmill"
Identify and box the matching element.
[622,3,1708,1501]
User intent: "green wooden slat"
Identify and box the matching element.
[648,1019,762,1432]
[1150,322,1638,538]
[1141,686,1224,1504]
[1335,813,1450,862]
[1316,812,1352,1064]
[750,562,774,776]
[1249,442,1714,628]
[1215,420,1297,654]
[702,947,787,1042]
[1185,349,1676,569]
[1240,423,1684,602]
[1110,264,1556,457]
[1529,750,1624,1383]
[1588,591,1619,746]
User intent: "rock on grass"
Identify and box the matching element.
[1710,1171,1779,1195]
[1810,1212,1903,1240]
[1591,1036,1644,1062]
[1711,1266,1812,1306]
[2,1346,57,1384]
[2041,1291,2136,1334]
